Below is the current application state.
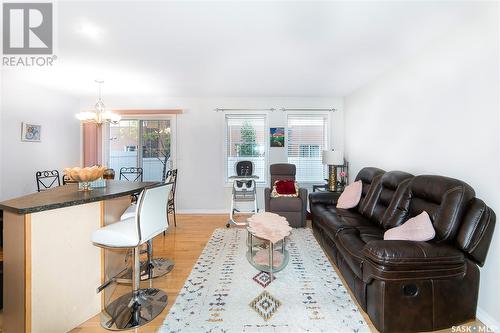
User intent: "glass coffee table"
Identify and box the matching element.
[246,213,291,281]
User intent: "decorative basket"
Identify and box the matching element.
[64,166,107,191]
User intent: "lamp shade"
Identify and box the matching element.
[322,150,344,165]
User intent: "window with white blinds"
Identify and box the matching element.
[287,114,329,182]
[225,115,267,182]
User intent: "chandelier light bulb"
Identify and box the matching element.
[75,80,120,125]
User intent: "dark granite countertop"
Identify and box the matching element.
[0,180,158,214]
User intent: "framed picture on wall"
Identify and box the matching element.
[270,127,285,147]
[21,122,41,142]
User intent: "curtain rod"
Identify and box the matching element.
[214,108,276,112]
[214,107,336,112]
[280,108,336,112]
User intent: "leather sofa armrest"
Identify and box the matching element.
[309,192,340,206]
[264,187,271,212]
[363,240,464,267]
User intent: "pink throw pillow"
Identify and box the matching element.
[384,211,436,241]
[336,180,362,209]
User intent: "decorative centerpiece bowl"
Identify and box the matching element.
[64,166,107,191]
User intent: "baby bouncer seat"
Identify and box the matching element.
[226,160,259,227]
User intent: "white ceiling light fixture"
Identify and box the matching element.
[76,80,121,125]
[77,20,104,43]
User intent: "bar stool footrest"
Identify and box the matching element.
[116,258,174,284]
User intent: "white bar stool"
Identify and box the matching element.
[92,183,172,330]
[120,182,174,280]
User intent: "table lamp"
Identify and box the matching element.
[322,150,344,192]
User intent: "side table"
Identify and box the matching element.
[312,184,344,195]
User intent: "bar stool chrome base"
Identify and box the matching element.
[100,288,168,330]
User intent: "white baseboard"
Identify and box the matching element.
[477,307,499,331]
[176,209,228,215]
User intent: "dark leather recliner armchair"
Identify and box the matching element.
[264,163,307,228]
[310,167,496,333]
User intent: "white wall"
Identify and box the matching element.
[0,74,81,199]
[344,3,499,328]
[79,96,344,213]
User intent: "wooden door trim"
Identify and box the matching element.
[24,214,32,333]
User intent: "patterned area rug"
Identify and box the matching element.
[160,228,370,333]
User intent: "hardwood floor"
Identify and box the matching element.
[0,214,482,332]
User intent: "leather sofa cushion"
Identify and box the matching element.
[269,197,302,212]
[355,226,385,243]
[316,207,374,239]
[312,204,366,221]
[332,207,370,219]
[309,192,341,206]
[359,171,413,227]
[336,229,366,277]
[385,175,475,242]
[354,167,385,213]
[309,202,330,220]
[335,228,384,278]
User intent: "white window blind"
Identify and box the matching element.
[287,114,329,182]
[225,115,266,182]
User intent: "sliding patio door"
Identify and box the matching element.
[107,118,174,181]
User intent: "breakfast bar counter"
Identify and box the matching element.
[0,181,156,333]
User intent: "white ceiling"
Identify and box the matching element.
[2,1,485,98]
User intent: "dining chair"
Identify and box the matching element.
[62,174,78,185]
[35,170,61,192]
[103,168,116,180]
[119,167,144,182]
[166,169,178,227]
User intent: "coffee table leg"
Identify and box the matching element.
[270,241,274,281]
[250,232,253,252]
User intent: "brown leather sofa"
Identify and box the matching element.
[265,163,307,228]
[309,167,496,333]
